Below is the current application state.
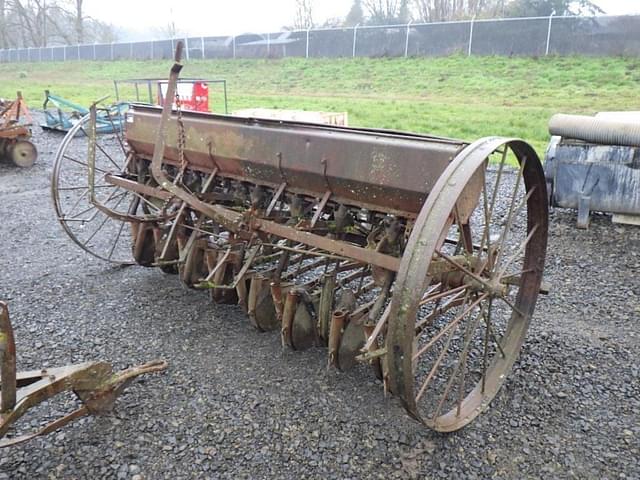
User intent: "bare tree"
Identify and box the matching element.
[294,0,314,29]
[11,1,42,46]
[362,0,400,24]
[74,0,82,43]
[1,0,115,48]
[413,0,502,22]
[0,0,7,48]
[506,0,603,17]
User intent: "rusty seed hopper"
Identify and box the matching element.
[50,43,548,432]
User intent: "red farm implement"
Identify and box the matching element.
[0,92,37,167]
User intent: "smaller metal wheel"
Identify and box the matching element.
[10,139,37,167]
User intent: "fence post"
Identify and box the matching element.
[306,28,311,58]
[185,37,190,60]
[545,13,554,56]
[266,32,271,57]
[93,42,96,61]
[77,44,80,60]
[171,37,175,58]
[129,42,133,60]
[232,35,236,59]
[404,20,413,58]
[151,40,154,59]
[468,16,476,57]
[352,23,359,58]
[110,42,114,61]
[27,47,31,62]
[63,45,66,61]
[201,36,205,59]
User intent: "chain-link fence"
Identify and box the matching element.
[1,14,639,63]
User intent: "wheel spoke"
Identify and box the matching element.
[481,298,493,393]
[80,126,121,171]
[482,300,506,361]
[58,185,112,191]
[99,187,126,207]
[107,219,127,260]
[485,149,507,239]
[81,212,110,247]
[67,203,96,220]
[496,294,525,318]
[475,167,492,274]
[433,297,488,420]
[415,288,467,332]
[413,292,489,361]
[493,157,527,269]
[419,283,467,306]
[104,113,127,155]
[490,186,536,274]
[415,321,458,402]
[496,224,539,280]
[62,154,108,174]
[62,186,89,216]
[82,193,127,247]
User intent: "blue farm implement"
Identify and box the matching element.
[41,90,128,134]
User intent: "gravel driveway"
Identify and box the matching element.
[0,117,638,479]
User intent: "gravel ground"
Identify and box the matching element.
[0,116,638,479]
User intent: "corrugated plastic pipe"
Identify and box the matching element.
[549,114,640,147]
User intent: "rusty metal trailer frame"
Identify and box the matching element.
[0,91,37,167]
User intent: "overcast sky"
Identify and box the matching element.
[84,0,640,39]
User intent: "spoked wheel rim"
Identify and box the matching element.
[51,111,161,265]
[386,137,548,432]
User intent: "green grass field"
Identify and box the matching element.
[1,55,639,154]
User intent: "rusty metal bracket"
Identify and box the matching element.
[0,301,166,448]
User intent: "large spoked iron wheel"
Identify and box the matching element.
[386,138,548,432]
[51,112,159,265]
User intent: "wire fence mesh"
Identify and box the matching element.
[1,14,639,63]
